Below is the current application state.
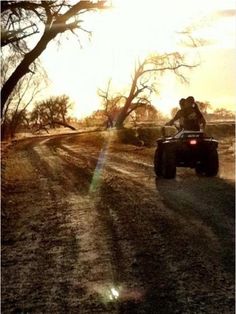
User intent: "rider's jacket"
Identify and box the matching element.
[169,105,205,131]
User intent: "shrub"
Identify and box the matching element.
[137,127,162,147]
[115,128,141,145]
[115,126,176,146]
[205,124,235,138]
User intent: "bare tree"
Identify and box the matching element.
[196,101,212,114]
[98,79,125,128]
[134,104,158,122]
[99,53,197,128]
[212,108,235,120]
[1,51,47,139]
[30,95,75,131]
[54,94,72,124]
[1,1,42,49]
[128,104,159,127]
[1,1,108,116]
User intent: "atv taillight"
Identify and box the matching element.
[189,139,197,145]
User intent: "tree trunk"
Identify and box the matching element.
[53,121,76,130]
[115,111,127,128]
[1,123,9,140]
[1,1,107,117]
[1,31,55,117]
[114,102,131,129]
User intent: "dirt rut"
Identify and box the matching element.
[1,133,235,313]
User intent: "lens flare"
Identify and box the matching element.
[89,130,114,193]
[89,144,108,193]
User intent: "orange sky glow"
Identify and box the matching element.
[41,0,236,118]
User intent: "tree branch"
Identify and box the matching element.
[1,28,39,47]
[1,1,44,13]
[57,1,107,24]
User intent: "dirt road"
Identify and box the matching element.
[1,132,235,313]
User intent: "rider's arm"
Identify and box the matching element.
[195,105,206,129]
[166,110,181,126]
[194,103,206,130]
[200,115,206,130]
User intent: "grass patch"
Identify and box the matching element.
[205,123,235,138]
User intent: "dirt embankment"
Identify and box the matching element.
[1,132,235,313]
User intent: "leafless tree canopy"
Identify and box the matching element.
[98,53,197,128]
[30,94,75,132]
[1,1,108,116]
[1,50,48,139]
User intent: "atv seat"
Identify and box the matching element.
[173,130,204,139]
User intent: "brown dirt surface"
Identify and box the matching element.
[1,132,235,314]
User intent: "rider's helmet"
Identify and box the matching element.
[179,98,185,109]
[186,96,195,108]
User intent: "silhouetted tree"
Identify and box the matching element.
[98,79,124,128]
[99,53,197,128]
[196,101,212,114]
[133,104,158,121]
[1,1,108,116]
[212,108,235,120]
[30,95,75,131]
[1,51,47,139]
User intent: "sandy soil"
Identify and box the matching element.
[1,132,235,313]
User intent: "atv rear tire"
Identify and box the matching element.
[162,147,176,179]
[204,147,219,176]
[195,163,205,175]
[154,148,163,176]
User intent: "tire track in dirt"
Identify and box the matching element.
[28,141,128,313]
[41,137,148,312]
[2,139,119,313]
[94,173,234,313]
[2,134,235,314]
[48,136,233,313]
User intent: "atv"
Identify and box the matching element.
[154,127,219,179]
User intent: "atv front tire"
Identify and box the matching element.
[204,147,219,176]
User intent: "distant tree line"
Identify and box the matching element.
[1,1,108,140]
[3,0,225,139]
[206,108,235,121]
[2,94,75,138]
[1,0,108,116]
[171,100,235,122]
[82,103,167,128]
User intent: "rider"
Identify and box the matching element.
[166,96,206,131]
[167,98,185,129]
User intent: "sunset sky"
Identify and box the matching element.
[41,0,236,118]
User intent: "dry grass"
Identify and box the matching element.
[3,151,37,183]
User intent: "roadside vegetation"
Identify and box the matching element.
[1,1,235,141]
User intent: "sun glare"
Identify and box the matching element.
[42,0,236,118]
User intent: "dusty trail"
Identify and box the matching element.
[1,132,235,313]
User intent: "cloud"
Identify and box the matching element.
[215,9,236,19]
[179,8,236,49]
[185,9,236,33]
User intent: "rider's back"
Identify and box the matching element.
[182,106,201,131]
[182,99,205,131]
